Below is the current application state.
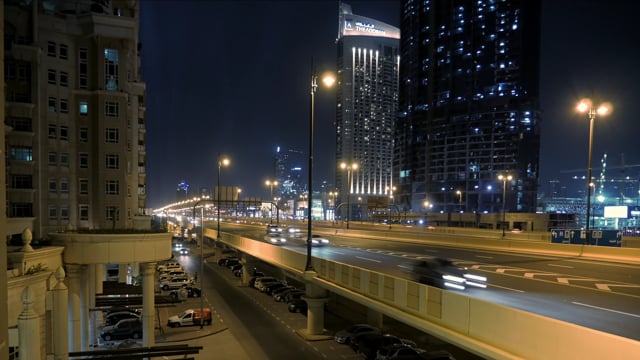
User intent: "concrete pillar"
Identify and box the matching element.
[18,286,41,360]
[140,262,156,347]
[297,271,331,340]
[66,264,82,352]
[367,308,383,329]
[52,267,69,360]
[94,264,104,328]
[87,264,97,348]
[80,265,89,350]
[118,264,128,283]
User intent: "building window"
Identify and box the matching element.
[106,180,120,195]
[60,206,69,220]
[79,179,89,195]
[60,99,69,113]
[106,206,119,221]
[48,69,57,84]
[11,175,32,189]
[59,44,68,60]
[49,206,57,220]
[79,101,88,115]
[60,178,69,193]
[60,152,69,167]
[7,117,32,132]
[60,71,68,87]
[49,179,57,193]
[10,146,33,161]
[106,154,119,169]
[48,97,57,112]
[104,48,119,91]
[47,41,56,57]
[105,128,119,143]
[48,124,56,139]
[79,153,89,168]
[11,203,33,217]
[59,126,68,140]
[105,101,119,117]
[48,152,57,165]
[79,205,89,221]
[80,128,89,142]
[79,47,88,89]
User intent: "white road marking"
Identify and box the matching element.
[487,283,525,293]
[573,302,640,318]
[595,283,640,291]
[356,256,382,263]
[475,255,493,259]
[547,264,573,269]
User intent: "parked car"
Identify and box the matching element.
[271,285,296,298]
[100,318,142,341]
[167,308,212,327]
[225,259,242,269]
[256,278,281,292]
[156,262,182,272]
[105,306,140,317]
[334,324,381,344]
[248,275,272,288]
[375,344,428,360]
[274,288,302,302]
[287,299,308,313]
[264,282,288,295]
[351,333,416,359]
[282,290,305,303]
[104,311,141,327]
[169,285,201,300]
[160,276,192,291]
[264,233,287,245]
[218,256,239,267]
[310,234,330,247]
[411,258,487,290]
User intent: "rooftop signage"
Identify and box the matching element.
[339,6,400,40]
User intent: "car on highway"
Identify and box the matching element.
[286,226,302,236]
[266,224,282,233]
[100,318,142,341]
[310,234,330,247]
[334,323,381,344]
[178,247,190,255]
[264,233,287,245]
[411,258,487,290]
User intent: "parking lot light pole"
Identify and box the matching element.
[193,199,215,329]
[498,174,512,238]
[217,155,230,240]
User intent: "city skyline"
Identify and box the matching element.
[142,1,640,209]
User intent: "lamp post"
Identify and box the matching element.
[456,190,463,226]
[236,188,241,222]
[192,199,215,329]
[423,200,432,227]
[576,98,611,245]
[306,67,335,271]
[217,155,230,240]
[498,174,513,238]
[340,162,358,230]
[265,180,278,224]
[329,191,338,221]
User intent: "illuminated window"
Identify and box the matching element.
[79,101,88,115]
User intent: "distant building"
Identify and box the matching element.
[335,3,400,219]
[4,0,148,240]
[274,146,305,197]
[176,181,190,201]
[394,0,541,214]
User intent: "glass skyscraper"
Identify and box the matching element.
[394,0,541,214]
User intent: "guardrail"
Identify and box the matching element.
[205,227,640,359]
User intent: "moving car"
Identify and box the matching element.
[310,234,330,247]
[178,247,190,255]
[264,233,287,245]
[411,258,487,290]
[286,227,302,236]
[266,224,282,233]
[167,308,212,327]
[334,324,381,344]
[100,318,142,341]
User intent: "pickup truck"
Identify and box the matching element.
[167,308,212,327]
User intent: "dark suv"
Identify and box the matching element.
[100,318,142,341]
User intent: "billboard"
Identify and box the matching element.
[604,206,628,218]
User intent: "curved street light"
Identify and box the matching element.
[456,190,463,226]
[576,98,611,245]
[340,162,358,230]
[265,180,278,224]
[306,67,335,271]
[498,174,513,238]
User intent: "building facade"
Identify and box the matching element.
[5,0,147,241]
[335,3,400,219]
[394,0,541,215]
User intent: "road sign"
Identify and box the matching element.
[550,229,622,247]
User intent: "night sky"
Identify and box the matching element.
[140,1,640,209]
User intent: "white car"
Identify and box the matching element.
[286,227,302,236]
[266,224,282,233]
[160,276,192,291]
[310,234,330,247]
[264,234,287,245]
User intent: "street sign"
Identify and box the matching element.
[550,229,622,247]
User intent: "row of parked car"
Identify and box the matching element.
[244,267,311,314]
[334,323,455,360]
[157,260,196,291]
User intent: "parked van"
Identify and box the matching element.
[167,308,212,327]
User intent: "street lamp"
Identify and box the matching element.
[329,191,338,221]
[576,98,611,245]
[423,200,432,227]
[340,162,358,230]
[236,188,242,222]
[456,190,463,226]
[306,67,335,271]
[217,155,230,240]
[265,180,278,224]
[192,199,214,329]
[498,174,513,238]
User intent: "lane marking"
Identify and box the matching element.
[475,255,493,259]
[355,256,381,263]
[487,283,525,293]
[573,302,640,318]
[548,264,573,269]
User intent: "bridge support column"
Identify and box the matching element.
[240,255,249,286]
[141,262,156,347]
[367,308,383,329]
[296,271,331,340]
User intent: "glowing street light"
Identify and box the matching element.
[217,155,230,240]
[265,180,278,224]
[456,190,463,226]
[576,98,611,245]
[340,162,358,230]
[498,174,513,238]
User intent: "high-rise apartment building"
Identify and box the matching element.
[5,0,147,241]
[335,3,400,218]
[394,0,541,214]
